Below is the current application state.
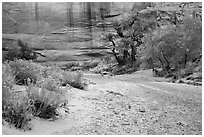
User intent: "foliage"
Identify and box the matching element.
[181,17,202,62]
[2,63,15,88]
[40,67,63,83]
[143,25,182,70]
[2,86,32,130]
[3,48,20,61]
[143,17,202,74]
[2,61,69,130]
[37,77,61,92]
[81,60,99,70]
[103,3,158,67]
[62,71,86,90]
[61,62,80,71]
[3,40,38,62]
[18,40,38,60]
[26,84,67,120]
[101,2,201,80]
[8,59,39,85]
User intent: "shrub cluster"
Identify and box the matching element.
[62,71,87,90]
[8,59,39,85]
[26,84,67,120]
[3,40,38,62]
[143,17,202,78]
[61,61,99,71]
[2,86,33,130]
[2,60,70,130]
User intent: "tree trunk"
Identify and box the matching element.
[86,2,92,28]
[35,2,39,33]
[184,51,187,67]
[161,51,171,72]
[111,40,122,65]
[115,26,124,37]
[158,57,165,70]
[130,44,136,62]
[122,49,130,64]
[67,3,73,28]
[35,2,39,21]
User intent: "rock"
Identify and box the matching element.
[71,66,82,71]
[194,79,202,82]
[186,72,202,80]
[56,107,69,119]
[139,107,146,113]
[175,79,184,84]
[176,121,186,127]
[194,66,202,72]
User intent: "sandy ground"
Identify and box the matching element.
[2,72,202,135]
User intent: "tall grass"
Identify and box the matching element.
[2,60,69,130]
[8,59,39,85]
[2,59,87,130]
[2,86,32,130]
[26,84,67,120]
[2,64,15,88]
[62,71,87,90]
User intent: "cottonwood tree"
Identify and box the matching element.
[143,16,201,74]
[35,2,40,33]
[103,3,157,66]
[104,2,202,75]
[66,2,73,27]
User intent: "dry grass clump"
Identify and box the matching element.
[8,59,39,85]
[2,60,69,130]
[26,84,67,120]
[2,86,33,130]
[2,59,88,131]
[62,71,87,90]
[81,60,99,70]
[2,63,15,88]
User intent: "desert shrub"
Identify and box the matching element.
[112,64,138,75]
[2,63,32,130]
[3,48,20,61]
[9,59,39,85]
[3,40,38,62]
[37,77,61,92]
[62,71,86,90]
[143,17,202,73]
[177,62,195,78]
[2,63,15,88]
[18,40,38,61]
[2,86,32,130]
[40,67,63,80]
[26,85,67,120]
[61,62,80,71]
[81,60,99,70]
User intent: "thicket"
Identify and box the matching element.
[3,40,39,62]
[143,18,201,77]
[103,2,202,77]
[2,59,86,130]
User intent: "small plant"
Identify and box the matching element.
[81,60,99,70]
[2,63,15,88]
[3,40,38,62]
[4,48,20,61]
[61,62,80,71]
[18,40,37,61]
[2,86,32,130]
[9,59,39,85]
[62,71,86,90]
[36,77,61,92]
[2,61,69,130]
[2,63,32,130]
[40,67,63,81]
[26,85,67,120]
